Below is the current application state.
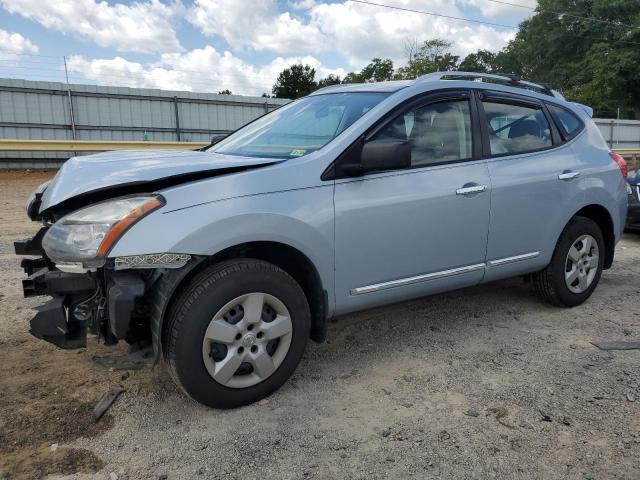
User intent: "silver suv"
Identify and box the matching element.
[16,72,628,408]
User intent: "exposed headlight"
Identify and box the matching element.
[42,195,164,268]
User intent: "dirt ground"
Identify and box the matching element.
[0,170,639,480]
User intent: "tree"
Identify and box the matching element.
[458,50,498,73]
[317,74,342,88]
[217,89,232,95]
[343,58,395,83]
[395,39,459,79]
[494,0,640,118]
[272,64,317,99]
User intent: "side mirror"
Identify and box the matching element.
[342,138,411,176]
[209,133,229,145]
[196,133,229,151]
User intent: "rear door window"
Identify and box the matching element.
[548,104,583,139]
[482,101,552,156]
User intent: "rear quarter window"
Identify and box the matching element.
[548,104,583,139]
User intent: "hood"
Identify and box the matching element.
[39,149,284,214]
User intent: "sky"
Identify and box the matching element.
[0,0,536,97]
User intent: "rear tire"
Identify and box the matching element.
[532,216,604,307]
[164,259,310,408]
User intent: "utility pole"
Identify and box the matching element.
[63,56,77,141]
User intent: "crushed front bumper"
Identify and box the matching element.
[15,227,146,349]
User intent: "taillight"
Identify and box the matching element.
[610,152,628,179]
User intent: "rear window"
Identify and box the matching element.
[548,104,583,139]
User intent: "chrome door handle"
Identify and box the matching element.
[558,171,581,180]
[456,185,488,195]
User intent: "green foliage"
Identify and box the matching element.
[495,0,640,118]
[217,89,232,95]
[343,58,395,83]
[317,74,342,88]
[395,39,459,79]
[272,64,317,99]
[270,2,640,118]
[458,50,498,74]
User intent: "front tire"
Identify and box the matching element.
[532,216,604,307]
[164,259,310,408]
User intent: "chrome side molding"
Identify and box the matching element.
[486,251,540,267]
[350,263,485,296]
[350,251,540,296]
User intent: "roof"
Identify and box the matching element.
[311,71,564,102]
[310,80,412,95]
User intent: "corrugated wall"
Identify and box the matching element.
[594,118,640,149]
[0,78,289,164]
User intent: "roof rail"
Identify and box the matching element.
[414,71,564,99]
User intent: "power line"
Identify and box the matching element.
[350,0,518,29]
[352,0,640,48]
[484,0,640,31]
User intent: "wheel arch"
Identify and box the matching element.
[572,204,615,269]
[152,241,328,361]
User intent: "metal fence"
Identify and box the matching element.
[1,76,639,168]
[594,118,640,149]
[0,78,289,167]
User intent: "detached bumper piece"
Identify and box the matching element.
[18,264,97,349]
[15,231,93,349]
[30,297,87,349]
[14,226,47,256]
[15,234,150,350]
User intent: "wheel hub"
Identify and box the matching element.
[201,292,293,389]
[241,333,257,348]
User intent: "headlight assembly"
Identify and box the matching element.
[42,195,164,268]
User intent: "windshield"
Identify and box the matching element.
[212,92,389,159]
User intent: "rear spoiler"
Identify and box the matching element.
[571,102,593,118]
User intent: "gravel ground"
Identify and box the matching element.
[1,170,639,480]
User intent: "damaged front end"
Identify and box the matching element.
[16,185,196,352]
[16,229,179,350]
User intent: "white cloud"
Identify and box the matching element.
[66,46,345,96]
[289,0,317,9]
[461,0,537,21]
[188,0,519,68]
[0,29,39,58]
[0,0,183,53]
[188,0,323,53]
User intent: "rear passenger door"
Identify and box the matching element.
[478,91,584,281]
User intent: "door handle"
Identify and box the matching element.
[456,185,488,195]
[558,171,581,180]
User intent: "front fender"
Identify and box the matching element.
[109,185,335,310]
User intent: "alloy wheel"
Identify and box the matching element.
[564,234,599,294]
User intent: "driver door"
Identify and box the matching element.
[333,90,491,314]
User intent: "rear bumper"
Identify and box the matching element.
[15,228,146,349]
